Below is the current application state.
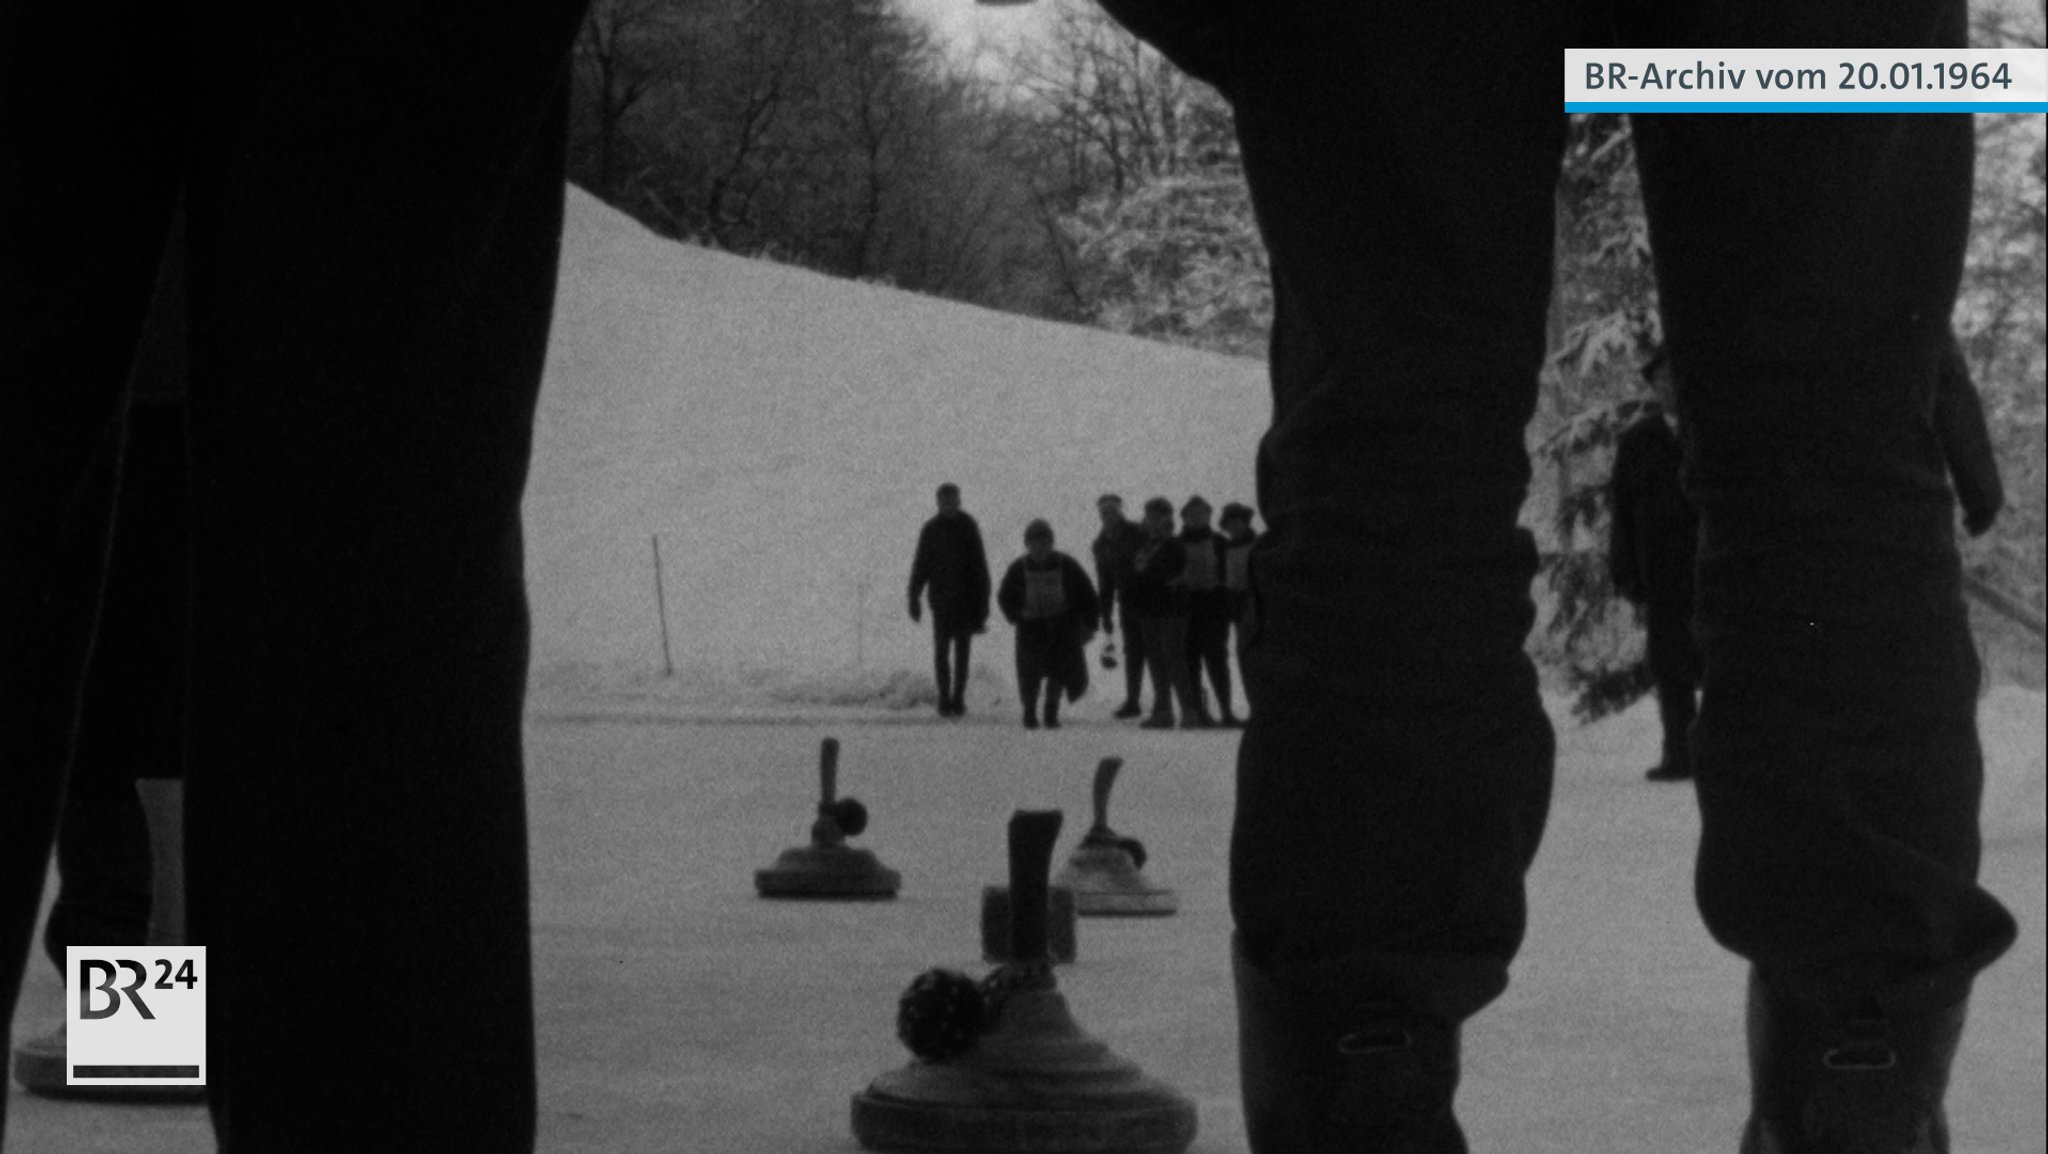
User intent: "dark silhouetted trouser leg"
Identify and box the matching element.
[932,627,953,708]
[2,4,586,1149]
[1652,677,1698,776]
[43,772,154,973]
[42,403,190,975]
[953,634,974,706]
[1631,8,2016,1146]
[1629,2,2014,1023]
[933,626,972,710]
[1219,4,1581,1149]
[1187,604,1234,719]
[0,3,189,1142]
[1227,4,1565,1082]
[1646,600,1700,775]
[1119,610,1150,707]
[1015,629,1047,725]
[1142,615,1198,723]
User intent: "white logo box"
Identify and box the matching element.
[66,946,206,1087]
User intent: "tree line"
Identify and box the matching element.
[567,0,1260,332]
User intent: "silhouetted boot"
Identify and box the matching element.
[1114,700,1143,720]
[1235,942,1467,1153]
[1739,972,1966,1154]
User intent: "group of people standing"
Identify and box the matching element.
[906,484,1259,731]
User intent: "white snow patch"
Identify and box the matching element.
[1980,685,2046,839]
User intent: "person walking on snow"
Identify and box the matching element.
[907,482,992,718]
[997,519,1100,730]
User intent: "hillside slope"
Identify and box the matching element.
[528,187,1267,696]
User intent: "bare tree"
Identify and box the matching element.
[573,0,693,195]
[566,0,1074,315]
[1004,0,1220,203]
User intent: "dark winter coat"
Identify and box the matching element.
[1091,518,1149,624]
[908,512,992,633]
[1176,527,1233,622]
[997,551,1101,700]
[1125,535,1189,619]
[1609,407,1700,682]
[1222,529,1257,621]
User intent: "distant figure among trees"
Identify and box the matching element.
[997,519,1100,730]
[1608,349,1701,782]
[907,482,992,719]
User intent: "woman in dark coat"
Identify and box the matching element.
[997,519,1100,730]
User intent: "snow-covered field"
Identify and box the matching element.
[10,188,2041,1152]
[524,186,2044,835]
[528,187,1270,702]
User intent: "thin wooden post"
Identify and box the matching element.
[651,534,675,677]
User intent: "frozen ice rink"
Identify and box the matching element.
[11,689,2043,1152]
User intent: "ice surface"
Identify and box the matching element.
[15,707,2039,1152]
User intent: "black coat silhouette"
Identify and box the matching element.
[997,551,1100,704]
[1610,407,1701,685]
[908,512,992,634]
